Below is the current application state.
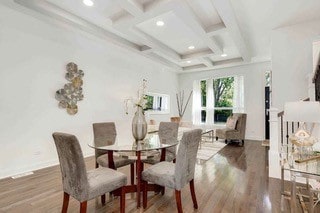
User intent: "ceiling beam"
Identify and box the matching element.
[205,23,227,37]
[181,49,214,60]
[131,27,182,61]
[211,0,251,61]
[174,2,222,54]
[13,0,181,71]
[200,57,214,68]
[116,0,144,17]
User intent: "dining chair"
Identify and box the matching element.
[52,132,127,213]
[142,121,179,165]
[141,129,202,213]
[93,122,135,185]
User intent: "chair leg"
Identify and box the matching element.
[175,190,183,213]
[101,194,106,205]
[143,180,148,209]
[215,136,218,141]
[130,163,134,185]
[95,162,98,168]
[80,201,87,213]
[62,192,69,213]
[189,179,198,209]
[173,158,176,163]
[161,186,165,195]
[120,187,125,213]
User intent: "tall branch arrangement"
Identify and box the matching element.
[176,90,193,118]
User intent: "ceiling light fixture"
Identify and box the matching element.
[187,61,191,63]
[156,21,164,26]
[83,0,94,6]
[188,45,195,50]
[221,53,227,57]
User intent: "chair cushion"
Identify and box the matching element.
[226,116,237,129]
[142,151,175,165]
[86,167,127,201]
[142,161,176,189]
[97,154,135,168]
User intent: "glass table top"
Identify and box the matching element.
[89,134,178,152]
[281,145,320,176]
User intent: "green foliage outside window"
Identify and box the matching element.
[213,77,234,107]
[145,95,154,110]
[200,77,235,123]
[200,80,206,107]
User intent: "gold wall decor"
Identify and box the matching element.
[55,62,84,115]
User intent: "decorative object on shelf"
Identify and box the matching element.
[175,90,193,120]
[125,79,148,141]
[284,101,320,161]
[55,62,84,115]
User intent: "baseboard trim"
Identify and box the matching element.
[0,152,95,180]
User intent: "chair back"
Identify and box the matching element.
[93,122,117,158]
[158,122,179,156]
[233,113,247,139]
[52,132,89,201]
[174,129,202,190]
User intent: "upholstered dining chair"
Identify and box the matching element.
[142,129,202,213]
[142,121,179,165]
[93,122,135,185]
[52,132,127,213]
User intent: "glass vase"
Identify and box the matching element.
[132,106,147,141]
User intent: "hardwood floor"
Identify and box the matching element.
[0,140,296,212]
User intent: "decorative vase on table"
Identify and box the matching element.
[132,106,147,141]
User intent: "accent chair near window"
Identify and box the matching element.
[215,113,247,146]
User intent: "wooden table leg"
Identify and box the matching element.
[136,151,141,208]
[160,149,166,161]
[107,151,115,169]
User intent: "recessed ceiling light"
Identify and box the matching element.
[188,45,195,50]
[187,61,191,63]
[221,53,227,57]
[156,21,164,26]
[83,0,94,6]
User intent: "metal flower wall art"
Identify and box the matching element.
[55,62,84,115]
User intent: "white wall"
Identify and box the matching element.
[272,19,320,109]
[178,61,271,141]
[269,19,320,179]
[0,4,178,179]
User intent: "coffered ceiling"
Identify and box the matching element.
[6,0,320,72]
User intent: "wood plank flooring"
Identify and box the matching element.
[0,140,299,212]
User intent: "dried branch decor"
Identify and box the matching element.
[176,91,193,118]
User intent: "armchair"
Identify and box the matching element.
[215,113,247,146]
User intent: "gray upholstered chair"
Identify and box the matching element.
[52,132,127,213]
[142,121,179,165]
[215,113,247,146]
[142,129,202,213]
[93,122,135,184]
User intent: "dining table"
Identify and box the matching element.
[89,133,178,208]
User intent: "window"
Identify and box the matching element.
[195,76,244,124]
[144,92,170,114]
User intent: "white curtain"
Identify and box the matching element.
[206,79,214,125]
[233,76,245,113]
[192,80,202,125]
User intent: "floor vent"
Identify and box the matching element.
[11,171,34,179]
